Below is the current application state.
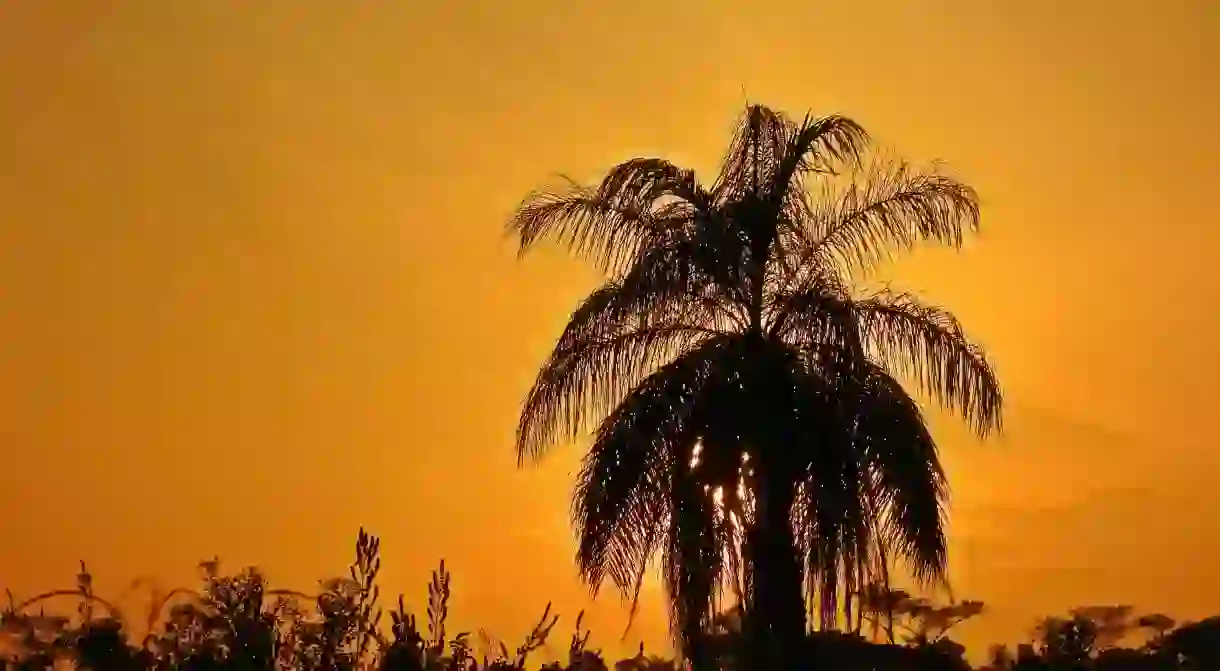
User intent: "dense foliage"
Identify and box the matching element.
[506,103,1003,667]
[1,529,668,671]
[3,529,1216,670]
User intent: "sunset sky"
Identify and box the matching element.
[1,1,1218,663]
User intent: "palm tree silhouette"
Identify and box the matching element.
[507,103,1002,667]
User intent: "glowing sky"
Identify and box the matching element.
[1,1,1218,662]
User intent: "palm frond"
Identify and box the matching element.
[806,160,981,276]
[573,419,679,595]
[506,185,666,275]
[770,113,869,206]
[507,158,710,274]
[851,291,1003,436]
[571,337,734,591]
[789,375,870,630]
[516,239,745,462]
[765,271,859,351]
[849,365,950,587]
[712,104,795,204]
[551,240,746,355]
[517,324,715,463]
[596,158,711,214]
[786,356,933,631]
[712,108,871,281]
[662,466,726,659]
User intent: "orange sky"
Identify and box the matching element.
[1,1,1218,663]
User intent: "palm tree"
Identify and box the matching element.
[507,104,1002,667]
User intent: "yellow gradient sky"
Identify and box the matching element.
[1,1,1218,662]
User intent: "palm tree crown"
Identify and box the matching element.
[506,104,1002,665]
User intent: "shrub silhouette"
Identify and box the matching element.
[1,529,639,671]
[3,529,1218,670]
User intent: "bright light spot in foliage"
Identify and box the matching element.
[690,441,703,469]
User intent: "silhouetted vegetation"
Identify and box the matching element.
[4,529,1218,669]
[506,102,1002,668]
[8,103,1192,669]
[1,529,670,671]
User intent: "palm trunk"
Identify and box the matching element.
[682,621,714,671]
[745,477,807,668]
[741,210,808,666]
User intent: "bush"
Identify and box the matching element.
[5,529,1218,670]
[0,529,673,671]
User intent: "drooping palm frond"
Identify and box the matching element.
[769,113,870,209]
[802,160,981,277]
[596,158,711,215]
[515,257,738,462]
[516,324,706,463]
[662,465,727,658]
[851,290,1002,436]
[777,293,978,605]
[571,337,738,591]
[550,239,748,355]
[507,158,712,275]
[800,500,892,634]
[515,202,761,462]
[784,354,946,631]
[784,362,875,630]
[573,427,670,601]
[850,364,949,587]
[571,339,746,660]
[765,271,862,355]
